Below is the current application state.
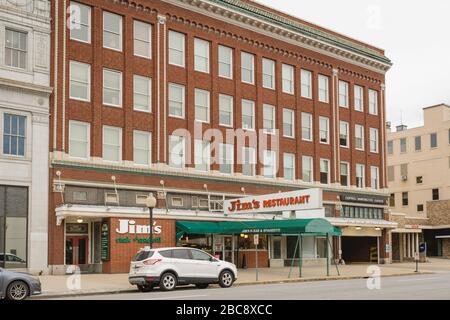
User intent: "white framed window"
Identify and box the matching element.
[195,88,210,123]
[338,80,349,107]
[319,116,330,144]
[302,156,313,182]
[218,45,233,79]
[103,11,122,51]
[263,150,277,178]
[133,75,151,112]
[103,69,122,107]
[241,52,254,84]
[219,94,233,127]
[371,166,379,189]
[301,112,313,141]
[340,121,349,147]
[194,139,210,172]
[356,164,365,188]
[69,2,91,43]
[242,99,255,130]
[319,158,330,184]
[3,114,26,156]
[369,89,378,115]
[282,64,294,94]
[340,162,349,186]
[69,61,90,101]
[168,30,185,67]
[133,131,151,165]
[263,104,275,135]
[219,143,234,174]
[242,147,256,176]
[301,69,312,99]
[5,29,27,69]
[283,108,295,138]
[355,124,364,150]
[103,126,122,162]
[318,74,329,103]
[262,58,275,89]
[69,121,90,159]
[194,38,209,73]
[133,20,151,58]
[354,85,364,112]
[369,128,379,153]
[168,83,185,118]
[284,153,295,180]
[169,135,185,168]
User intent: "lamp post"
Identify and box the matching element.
[146,193,157,248]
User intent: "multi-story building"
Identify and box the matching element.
[0,0,51,274]
[49,0,393,274]
[387,103,450,261]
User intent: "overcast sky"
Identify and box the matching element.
[257,0,450,128]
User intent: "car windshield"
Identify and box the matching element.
[132,250,154,262]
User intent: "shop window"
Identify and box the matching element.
[238,235,267,250]
[316,237,327,258]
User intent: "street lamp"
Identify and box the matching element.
[146,193,157,248]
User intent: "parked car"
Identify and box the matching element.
[0,268,42,300]
[0,254,27,269]
[129,247,238,292]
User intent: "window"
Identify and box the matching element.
[169,135,185,168]
[340,121,349,147]
[133,20,151,58]
[300,69,312,98]
[301,113,312,141]
[194,38,209,73]
[416,176,423,184]
[133,131,151,165]
[262,58,275,89]
[430,133,438,148]
[133,75,151,112]
[241,52,254,84]
[242,147,256,176]
[194,89,210,123]
[218,45,233,79]
[356,164,365,188]
[284,153,295,180]
[369,128,379,153]
[283,109,295,138]
[340,162,349,186]
[319,117,329,144]
[371,166,379,189]
[338,81,349,107]
[5,29,27,69]
[417,204,424,212]
[389,193,395,207]
[69,2,91,43]
[103,126,121,162]
[432,188,439,201]
[387,140,393,155]
[318,75,329,103]
[219,143,234,174]
[3,114,26,156]
[242,99,255,130]
[354,85,364,111]
[219,94,233,127]
[168,30,185,67]
[263,150,276,178]
[69,61,90,101]
[387,166,395,182]
[319,159,330,184]
[368,89,378,115]
[168,83,185,118]
[172,249,190,259]
[103,69,122,107]
[191,249,211,261]
[103,11,122,51]
[263,104,275,134]
[194,140,210,171]
[302,156,313,182]
[69,121,89,159]
[355,124,364,150]
[415,136,422,151]
[282,64,294,94]
[400,163,408,178]
[402,192,408,206]
[400,138,407,153]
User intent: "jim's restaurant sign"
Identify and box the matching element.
[115,219,162,244]
[224,188,322,215]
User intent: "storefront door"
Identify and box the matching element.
[66,236,89,265]
[214,235,234,264]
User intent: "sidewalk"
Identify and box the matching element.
[35,258,450,299]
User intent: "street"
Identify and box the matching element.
[52,272,450,300]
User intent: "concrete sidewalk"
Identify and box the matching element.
[34,258,450,299]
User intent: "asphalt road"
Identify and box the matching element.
[52,272,450,300]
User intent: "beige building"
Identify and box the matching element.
[386,104,450,261]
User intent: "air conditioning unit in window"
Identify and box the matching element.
[401,175,408,181]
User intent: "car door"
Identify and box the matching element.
[190,249,220,280]
[171,249,197,282]
[0,269,4,298]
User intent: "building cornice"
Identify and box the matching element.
[0,77,52,95]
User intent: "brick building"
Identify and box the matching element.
[49,0,393,274]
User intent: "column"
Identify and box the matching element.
[402,234,406,259]
[415,233,419,256]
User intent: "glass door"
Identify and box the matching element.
[66,236,89,265]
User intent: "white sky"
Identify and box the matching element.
[256,0,450,128]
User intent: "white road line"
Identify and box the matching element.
[146,294,208,300]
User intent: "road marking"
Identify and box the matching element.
[147,294,208,300]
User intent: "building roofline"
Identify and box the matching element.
[423,103,450,110]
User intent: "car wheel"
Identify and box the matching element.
[137,284,154,292]
[219,270,234,288]
[159,272,177,291]
[6,281,29,301]
[195,283,209,289]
